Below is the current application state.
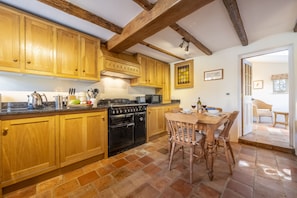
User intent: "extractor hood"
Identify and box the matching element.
[99,46,140,79]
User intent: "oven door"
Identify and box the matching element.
[108,114,135,156]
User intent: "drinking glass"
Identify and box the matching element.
[191,104,196,112]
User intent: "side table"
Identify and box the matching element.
[273,111,289,128]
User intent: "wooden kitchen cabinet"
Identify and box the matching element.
[147,104,179,140]
[80,34,100,80]
[0,7,22,72]
[1,116,58,187]
[56,28,80,78]
[59,111,107,167]
[131,54,163,88]
[24,16,55,75]
[156,62,171,103]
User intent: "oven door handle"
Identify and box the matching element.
[110,123,135,129]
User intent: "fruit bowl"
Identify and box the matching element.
[67,104,93,109]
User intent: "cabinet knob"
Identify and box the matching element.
[83,70,85,72]
[13,59,18,62]
[2,128,8,136]
[27,61,31,64]
[75,69,78,72]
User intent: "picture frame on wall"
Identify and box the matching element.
[253,80,263,89]
[204,69,223,81]
[174,59,194,89]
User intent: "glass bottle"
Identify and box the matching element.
[197,97,202,112]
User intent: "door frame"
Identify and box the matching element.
[239,45,295,149]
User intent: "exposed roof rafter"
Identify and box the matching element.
[107,0,214,53]
[223,0,248,46]
[170,23,212,55]
[139,41,185,60]
[38,0,123,34]
[133,0,155,11]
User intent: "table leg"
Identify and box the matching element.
[206,141,215,181]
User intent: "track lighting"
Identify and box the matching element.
[179,37,190,52]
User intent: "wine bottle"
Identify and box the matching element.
[197,97,202,112]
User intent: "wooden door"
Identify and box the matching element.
[56,28,79,78]
[242,59,253,135]
[80,35,99,80]
[24,17,54,75]
[59,114,85,167]
[1,116,57,186]
[86,112,106,158]
[0,7,21,72]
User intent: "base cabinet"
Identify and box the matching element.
[147,104,179,140]
[60,111,107,167]
[1,116,58,187]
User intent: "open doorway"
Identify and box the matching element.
[240,48,294,153]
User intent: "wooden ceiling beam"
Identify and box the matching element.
[38,0,123,34]
[107,0,214,53]
[139,41,185,60]
[223,0,248,46]
[133,0,155,11]
[170,23,212,55]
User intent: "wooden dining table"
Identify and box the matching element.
[193,111,230,180]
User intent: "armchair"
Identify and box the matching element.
[252,99,273,123]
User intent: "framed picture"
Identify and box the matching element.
[253,80,263,89]
[174,59,194,89]
[204,69,223,81]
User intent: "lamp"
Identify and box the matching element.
[179,38,185,48]
[179,37,190,52]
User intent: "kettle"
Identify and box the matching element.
[28,91,48,109]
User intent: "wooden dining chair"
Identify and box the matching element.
[214,111,239,174]
[165,112,205,183]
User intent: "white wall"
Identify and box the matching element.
[252,62,289,112]
[0,74,155,102]
[170,32,297,148]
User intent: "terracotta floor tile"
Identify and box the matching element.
[35,190,52,198]
[53,180,80,197]
[127,183,160,198]
[138,155,154,165]
[112,158,129,168]
[125,159,146,172]
[68,184,98,197]
[93,175,115,192]
[170,179,193,197]
[149,176,171,192]
[4,185,36,198]
[77,171,100,186]
[142,163,162,176]
[97,164,116,176]
[159,186,184,198]
[226,179,253,198]
[125,154,139,162]
[194,183,221,198]
[128,171,151,188]
[62,168,84,182]
[36,176,63,193]
[111,167,133,182]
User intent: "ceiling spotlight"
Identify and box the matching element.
[185,42,189,52]
[179,38,185,48]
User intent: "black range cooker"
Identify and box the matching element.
[99,99,147,157]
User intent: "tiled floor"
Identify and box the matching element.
[3,135,297,198]
[239,122,293,153]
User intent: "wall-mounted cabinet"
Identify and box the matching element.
[131,54,163,88]
[0,5,100,81]
[156,62,171,104]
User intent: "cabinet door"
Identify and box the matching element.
[0,7,21,71]
[80,35,99,80]
[56,28,80,78]
[146,57,157,86]
[86,111,107,158]
[60,111,107,167]
[147,107,165,139]
[25,17,54,75]
[1,116,58,187]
